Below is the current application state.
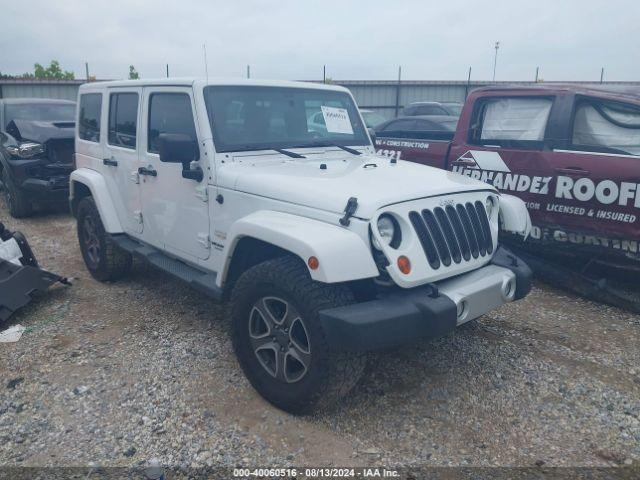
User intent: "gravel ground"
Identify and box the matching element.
[0,201,639,469]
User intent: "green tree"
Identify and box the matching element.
[30,60,74,80]
[128,65,140,80]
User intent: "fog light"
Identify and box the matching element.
[502,279,515,299]
[456,300,468,320]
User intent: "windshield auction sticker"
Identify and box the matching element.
[321,106,354,134]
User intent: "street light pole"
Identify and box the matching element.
[492,41,500,82]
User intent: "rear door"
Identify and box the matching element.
[103,88,143,234]
[547,95,640,247]
[138,86,210,261]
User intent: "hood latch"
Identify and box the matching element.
[339,197,358,226]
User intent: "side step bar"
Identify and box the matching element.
[110,234,223,302]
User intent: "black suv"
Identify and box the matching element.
[0,98,76,217]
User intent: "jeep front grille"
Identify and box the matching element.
[408,201,493,270]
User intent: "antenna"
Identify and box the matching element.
[203,44,209,83]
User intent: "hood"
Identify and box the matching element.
[219,151,495,219]
[7,119,75,143]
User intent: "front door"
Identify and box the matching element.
[138,86,210,261]
[102,88,143,234]
[448,95,555,231]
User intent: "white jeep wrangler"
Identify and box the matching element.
[70,78,532,413]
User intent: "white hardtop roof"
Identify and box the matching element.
[79,77,349,93]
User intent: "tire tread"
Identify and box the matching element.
[231,255,366,413]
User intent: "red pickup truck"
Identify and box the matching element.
[374,85,640,268]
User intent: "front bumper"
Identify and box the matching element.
[20,175,70,201]
[319,246,532,352]
[6,156,72,202]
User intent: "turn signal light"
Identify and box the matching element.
[308,256,320,270]
[397,256,411,274]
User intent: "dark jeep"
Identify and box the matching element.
[0,98,76,217]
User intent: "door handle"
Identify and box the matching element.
[103,158,118,167]
[138,166,157,177]
[554,167,590,176]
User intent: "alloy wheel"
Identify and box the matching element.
[82,215,101,268]
[248,296,311,383]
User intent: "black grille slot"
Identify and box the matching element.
[456,204,479,259]
[446,205,471,261]
[408,199,494,268]
[434,207,461,264]
[409,211,440,269]
[474,201,494,254]
[465,203,486,256]
[422,209,451,267]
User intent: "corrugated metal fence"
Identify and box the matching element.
[0,79,83,101]
[1,79,639,119]
[336,80,640,120]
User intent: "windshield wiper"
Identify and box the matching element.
[274,148,306,158]
[299,141,362,155]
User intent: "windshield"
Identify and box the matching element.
[4,103,75,129]
[204,86,370,153]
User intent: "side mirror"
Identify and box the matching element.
[158,133,199,164]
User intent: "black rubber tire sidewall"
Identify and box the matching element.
[1,169,32,218]
[76,197,131,282]
[231,256,365,414]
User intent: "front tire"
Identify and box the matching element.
[77,197,132,282]
[231,256,366,414]
[1,169,33,218]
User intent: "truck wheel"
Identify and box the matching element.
[1,169,33,218]
[231,255,367,414]
[77,197,132,282]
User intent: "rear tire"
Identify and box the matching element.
[77,196,132,282]
[231,255,366,414]
[1,169,33,218]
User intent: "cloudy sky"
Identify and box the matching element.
[2,0,638,82]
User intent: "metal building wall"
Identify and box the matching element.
[2,79,639,118]
[336,80,640,120]
[0,81,81,101]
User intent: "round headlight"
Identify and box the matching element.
[485,196,495,219]
[375,214,401,249]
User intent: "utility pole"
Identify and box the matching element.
[535,66,539,82]
[394,66,402,118]
[600,67,604,83]
[493,41,500,81]
[247,65,250,79]
[166,64,169,78]
[323,65,326,83]
[85,62,89,81]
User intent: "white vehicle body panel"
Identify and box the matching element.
[70,168,122,233]
[101,86,144,234]
[220,210,378,285]
[137,85,211,260]
[499,194,532,238]
[220,152,488,219]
